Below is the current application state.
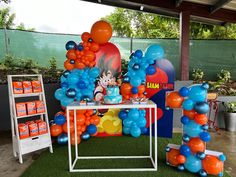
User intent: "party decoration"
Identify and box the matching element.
[165,83,226,176]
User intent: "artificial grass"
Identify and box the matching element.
[21,134,231,177]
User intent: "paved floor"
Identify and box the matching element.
[0,130,235,177]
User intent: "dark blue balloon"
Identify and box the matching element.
[199,169,207,177]
[86,124,97,135]
[180,145,191,157]
[131,87,138,94]
[77,80,86,89]
[70,59,75,64]
[65,41,76,50]
[143,91,147,96]
[181,116,190,125]
[63,70,71,78]
[57,133,68,145]
[66,88,76,98]
[197,152,206,160]
[134,50,143,58]
[201,124,209,130]
[194,102,209,114]
[141,127,148,134]
[77,44,84,51]
[61,82,69,88]
[54,114,66,125]
[199,132,211,142]
[201,83,209,90]
[182,134,190,143]
[81,132,90,140]
[88,38,93,43]
[118,110,128,120]
[178,165,185,171]
[179,87,189,97]
[219,154,226,162]
[133,63,140,70]
[145,65,156,75]
[129,52,134,59]
[123,76,130,83]
[165,146,171,152]
[49,120,55,125]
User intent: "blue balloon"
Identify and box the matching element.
[182,99,194,110]
[123,126,130,135]
[128,109,139,120]
[183,120,203,137]
[178,165,185,171]
[70,59,75,64]
[201,83,209,90]
[89,67,100,78]
[201,124,209,130]
[136,118,146,128]
[180,144,191,157]
[145,65,156,75]
[54,114,66,125]
[145,44,164,60]
[182,134,190,142]
[132,63,140,70]
[61,82,69,89]
[134,50,143,58]
[130,126,141,138]
[199,132,211,142]
[194,102,209,114]
[130,76,142,87]
[123,76,130,83]
[57,133,68,145]
[179,87,189,97]
[118,111,128,120]
[197,152,206,160]
[199,169,207,177]
[60,97,74,107]
[77,44,84,51]
[219,154,226,162]
[188,85,207,102]
[81,132,90,140]
[67,73,79,84]
[66,88,76,98]
[54,88,65,100]
[131,87,138,94]
[86,124,97,135]
[123,118,133,128]
[181,116,190,125]
[184,155,202,173]
[63,70,71,78]
[141,127,148,134]
[165,146,171,152]
[65,41,76,50]
[77,80,86,89]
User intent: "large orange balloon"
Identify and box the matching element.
[187,137,205,153]
[183,109,196,119]
[202,155,223,175]
[166,91,184,108]
[194,114,208,125]
[121,83,132,95]
[50,124,62,137]
[166,149,180,166]
[90,20,112,44]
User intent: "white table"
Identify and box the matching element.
[66,100,157,172]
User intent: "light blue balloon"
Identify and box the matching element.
[130,76,142,87]
[81,89,94,99]
[136,70,146,80]
[182,99,194,110]
[188,84,207,102]
[123,118,133,128]
[60,97,74,107]
[67,73,79,84]
[89,67,100,78]
[130,126,141,138]
[136,118,146,128]
[123,126,130,135]
[54,88,65,100]
[184,155,202,173]
[145,44,164,60]
[60,75,67,83]
[127,69,136,77]
[183,120,203,137]
[128,109,139,120]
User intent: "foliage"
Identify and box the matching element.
[0,7,15,29]
[192,68,204,82]
[102,8,236,39]
[121,59,128,76]
[16,23,35,31]
[0,0,11,4]
[217,69,231,82]
[222,102,236,113]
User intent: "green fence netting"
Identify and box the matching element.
[1,29,236,80]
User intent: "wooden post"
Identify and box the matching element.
[180,11,190,80]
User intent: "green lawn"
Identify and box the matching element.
[21,134,230,177]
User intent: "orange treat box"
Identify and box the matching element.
[35,100,45,113]
[26,102,36,115]
[12,82,23,94]
[18,123,29,139]
[25,121,34,125]
[15,103,27,117]
[28,122,39,136]
[38,121,47,135]
[32,81,42,93]
[22,81,32,93]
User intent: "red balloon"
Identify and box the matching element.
[187,137,205,153]
[202,155,223,175]
[166,91,184,108]
[166,148,180,166]
[194,114,208,125]
[50,124,62,137]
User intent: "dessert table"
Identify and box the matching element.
[66,100,157,172]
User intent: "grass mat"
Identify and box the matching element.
[21,134,231,177]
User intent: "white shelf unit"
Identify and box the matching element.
[8,74,53,164]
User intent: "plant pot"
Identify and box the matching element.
[224,112,236,132]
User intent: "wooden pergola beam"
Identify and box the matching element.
[210,0,232,13]
[175,0,183,7]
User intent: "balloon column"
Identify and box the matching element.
[51,20,113,145]
[165,83,226,177]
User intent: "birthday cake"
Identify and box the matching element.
[104,86,122,104]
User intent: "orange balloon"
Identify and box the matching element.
[66,50,77,60]
[121,83,132,95]
[70,133,81,145]
[187,137,205,153]
[138,85,146,94]
[194,114,208,125]
[166,91,184,108]
[92,115,100,125]
[75,61,85,69]
[76,114,86,125]
[86,110,94,116]
[50,124,62,137]
[81,125,86,132]
[90,20,112,44]
[62,121,74,134]
[84,50,95,61]
[166,149,180,166]
[183,109,196,119]
[64,59,74,70]
[202,155,223,175]
[81,32,91,42]
[176,155,186,164]
[90,42,99,52]
[123,94,130,100]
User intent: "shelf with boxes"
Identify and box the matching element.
[8,74,53,164]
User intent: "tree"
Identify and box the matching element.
[16,23,35,31]
[0,0,10,4]
[0,7,15,28]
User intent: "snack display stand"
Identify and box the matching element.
[66,100,157,172]
[7,74,53,164]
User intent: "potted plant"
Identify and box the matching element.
[222,101,236,132]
